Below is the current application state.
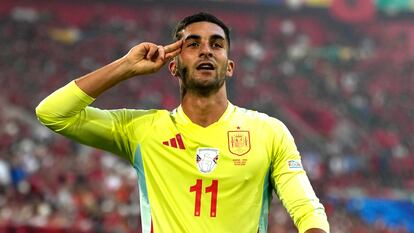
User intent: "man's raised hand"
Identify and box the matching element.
[74,40,182,98]
[124,40,183,76]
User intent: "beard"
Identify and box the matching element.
[176,59,228,97]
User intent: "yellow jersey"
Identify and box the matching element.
[35,81,329,233]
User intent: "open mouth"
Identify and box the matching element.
[196,62,215,70]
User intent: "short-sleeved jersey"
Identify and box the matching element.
[35,81,329,233]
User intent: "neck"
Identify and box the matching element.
[181,85,228,127]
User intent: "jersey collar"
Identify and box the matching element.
[173,101,235,127]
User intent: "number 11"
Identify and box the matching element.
[189,179,218,217]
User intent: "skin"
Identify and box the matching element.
[75,21,326,233]
[75,40,183,97]
[168,22,234,127]
[305,229,327,233]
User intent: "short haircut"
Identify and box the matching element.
[172,12,231,49]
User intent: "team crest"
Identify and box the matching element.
[228,131,251,156]
[196,148,219,173]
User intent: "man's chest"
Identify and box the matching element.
[139,121,272,181]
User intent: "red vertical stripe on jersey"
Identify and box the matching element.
[162,141,169,146]
[176,134,185,149]
[169,138,177,148]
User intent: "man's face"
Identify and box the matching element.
[170,21,234,96]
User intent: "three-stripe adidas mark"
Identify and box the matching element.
[162,133,185,149]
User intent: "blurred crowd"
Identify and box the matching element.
[0,1,413,233]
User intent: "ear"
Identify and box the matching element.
[169,59,179,78]
[226,59,234,78]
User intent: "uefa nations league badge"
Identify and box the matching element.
[196,148,219,173]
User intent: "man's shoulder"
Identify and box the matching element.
[108,108,171,123]
[109,108,166,114]
[233,106,280,122]
[232,105,289,131]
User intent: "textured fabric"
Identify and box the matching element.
[35,81,329,233]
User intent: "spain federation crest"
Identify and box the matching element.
[196,148,219,173]
[228,130,251,156]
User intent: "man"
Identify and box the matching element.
[36,12,329,233]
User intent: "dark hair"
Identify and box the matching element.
[172,12,231,49]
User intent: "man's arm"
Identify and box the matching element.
[270,120,330,233]
[76,40,182,97]
[35,40,182,161]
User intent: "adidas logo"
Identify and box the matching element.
[162,133,186,149]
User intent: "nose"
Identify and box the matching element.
[199,42,213,58]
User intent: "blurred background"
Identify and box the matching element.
[0,0,413,232]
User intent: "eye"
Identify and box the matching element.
[187,41,199,47]
[212,42,223,48]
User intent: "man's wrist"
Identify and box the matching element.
[116,56,138,80]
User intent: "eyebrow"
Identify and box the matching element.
[210,34,225,41]
[184,34,201,42]
[184,34,226,42]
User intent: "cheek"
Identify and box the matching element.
[177,54,194,68]
[179,48,197,59]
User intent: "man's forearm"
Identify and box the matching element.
[75,57,133,98]
[74,40,182,98]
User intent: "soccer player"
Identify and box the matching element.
[36,12,329,233]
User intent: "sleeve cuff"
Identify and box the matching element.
[69,80,96,104]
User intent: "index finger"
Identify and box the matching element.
[164,39,183,53]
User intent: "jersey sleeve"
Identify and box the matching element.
[270,120,330,233]
[35,81,154,164]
